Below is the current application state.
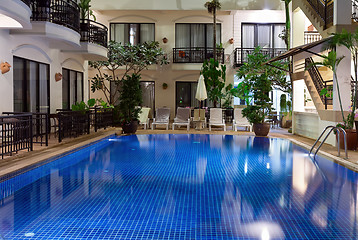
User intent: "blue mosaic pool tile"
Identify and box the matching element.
[1,134,358,239]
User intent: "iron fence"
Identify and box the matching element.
[173,48,224,63]
[20,0,31,6]
[80,19,108,47]
[3,112,49,146]
[57,110,90,143]
[91,108,113,132]
[0,114,33,159]
[30,0,80,32]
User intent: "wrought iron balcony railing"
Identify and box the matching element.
[30,0,80,33]
[173,48,224,64]
[304,31,322,44]
[20,0,31,7]
[353,0,358,22]
[80,19,108,48]
[305,0,334,29]
[234,47,286,67]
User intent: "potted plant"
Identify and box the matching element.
[240,74,273,136]
[162,83,168,89]
[237,46,289,136]
[118,73,142,134]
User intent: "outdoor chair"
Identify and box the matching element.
[209,108,226,131]
[172,107,191,131]
[232,108,252,132]
[151,108,170,130]
[192,109,206,129]
[138,107,151,130]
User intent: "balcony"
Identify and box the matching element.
[304,31,322,44]
[30,0,80,32]
[173,48,224,64]
[0,0,32,29]
[233,47,287,67]
[80,19,108,47]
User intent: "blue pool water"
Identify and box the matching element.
[0,134,358,239]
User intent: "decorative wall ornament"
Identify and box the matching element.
[55,72,63,81]
[229,38,234,44]
[0,62,11,74]
[162,83,168,89]
[162,37,168,44]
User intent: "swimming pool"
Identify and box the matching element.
[0,134,357,239]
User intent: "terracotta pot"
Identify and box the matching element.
[337,129,357,150]
[253,122,270,136]
[122,121,138,134]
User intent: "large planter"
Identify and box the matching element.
[122,121,138,134]
[337,128,357,150]
[253,122,270,136]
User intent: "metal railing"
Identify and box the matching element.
[30,0,80,32]
[80,19,108,47]
[57,110,90,143]
[20,0,31,7]
[353,0,358,22]
[0,114,33,159]
[172,48,224,63]
[234,47,286,67]
[305,57,333,109]
[305,0,334,29]
[92,108,113,132]
[304,31,322,44]
[3,112,49,146]
[310,126,347,158]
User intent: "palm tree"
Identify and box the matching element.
[325,29,358,128]
[204,0,221,61]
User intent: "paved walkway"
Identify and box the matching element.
[0,126,358,179]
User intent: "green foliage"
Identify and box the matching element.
[118,74,143,124]
[279,94,292,116]
[71,98,96,113]
[89,41,168,105]
[241,74,273,124]
[307,51,347,127]
[78,0,96,20]
[237,46,291,93]
[204,0,221,13]
[200,58,226,107]
[222,84,239,108]
[325,29,358,129]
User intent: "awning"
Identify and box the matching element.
[264,37,332,65]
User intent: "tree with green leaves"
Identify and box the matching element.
[308,51,346,126]
[201,58,226,107]
[204,0,221,61]
[90,41,168,105]
[325,29,358,129]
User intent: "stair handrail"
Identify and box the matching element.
[305,0,334,29]
[353,0,358,22]
[309,125,348,159]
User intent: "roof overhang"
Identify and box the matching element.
[263,37,332,65]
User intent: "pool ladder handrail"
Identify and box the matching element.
[309,126,348,159]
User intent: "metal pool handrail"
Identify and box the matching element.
[309,126,348,159]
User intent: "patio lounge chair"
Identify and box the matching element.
[151,108,170,130]
[192,109,206,129]
[138,107,151,130]
[232,108,252,132]
[209,108,226,131]
[172,107,191,131]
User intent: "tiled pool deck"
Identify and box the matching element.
[1,127,358,179]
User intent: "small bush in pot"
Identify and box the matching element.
[118,73,142,133]
[240,74,273,136]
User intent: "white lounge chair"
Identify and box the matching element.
[172,107,191,131]
[209,108,226,131]
[232,108,252,132]
[192,109,206,129]
[138,107,151,129]
[151,108,170,130]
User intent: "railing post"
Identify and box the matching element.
[324,81,328,109]
[324,0,327,29]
